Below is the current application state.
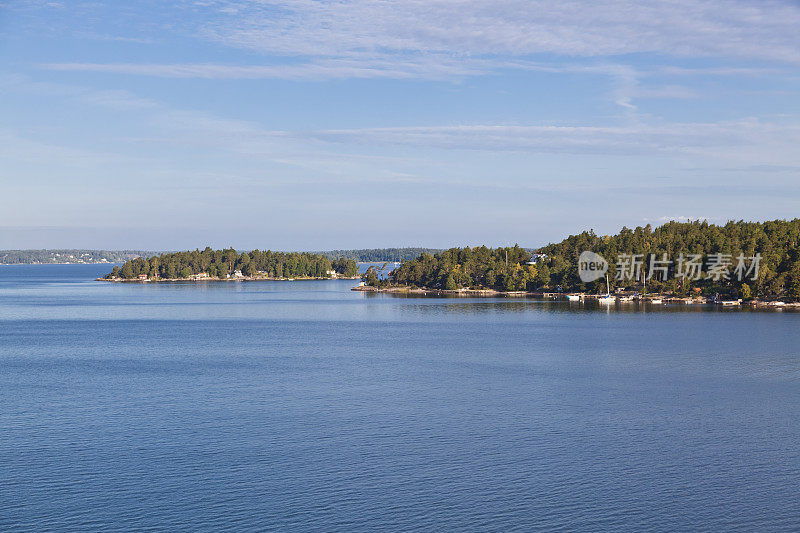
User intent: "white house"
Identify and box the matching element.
[527,253,548,265]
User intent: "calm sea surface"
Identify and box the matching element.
[1,264,799,532]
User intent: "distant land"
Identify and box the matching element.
[0,249,157,265]
[320,248,442,262]
[103,248,358,281]
[359,219,800,304]
[1,248,442,265]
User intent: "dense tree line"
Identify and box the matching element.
[380,245,536,292]
[372,220,800,300]
[322,248,441,262]
[1,249,154,264]
[538,219,800,299]
[107,247,358,280]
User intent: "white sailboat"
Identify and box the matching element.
[598,274,615,304]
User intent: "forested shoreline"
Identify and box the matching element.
[106,248,358,280]
[367,220,800,301]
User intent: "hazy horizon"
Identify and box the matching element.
[0,215,796,252]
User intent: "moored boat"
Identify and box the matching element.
[598,274,615,304]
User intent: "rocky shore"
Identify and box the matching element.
[352,285,800,307]
[99,275,360,283]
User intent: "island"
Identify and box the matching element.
[1,249,156,265]
[356,219,800,307]
[101,247,358,282]
[319,248,441,262]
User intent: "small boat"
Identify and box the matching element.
[566,294,581,301]
[649,298,662,304]
[597,274,615,304]
[617,295,634,302]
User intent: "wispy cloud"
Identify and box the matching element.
[18,0,800,64]
[0,128,136,169]
[7,71,800,169]
[80,89,159,109]
[74,32,156,45]
[30,59,708,118]
[0,73,159,109]
[632,85,699,100]
[654,66,787,77]
[41,56,501,80]
[36,0,800,85]
[274,120,800,158]
[198,0,800,62]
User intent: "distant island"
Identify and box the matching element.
[357,219,800,305]
[1,249,156,265]
[319,248,441,262]
[3,247,438,266]
[102,247,358,281]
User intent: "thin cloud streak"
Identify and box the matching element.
[41,57,500,80]
[280,121,800,157]
[41,57,648,81]
[202,0,800,63]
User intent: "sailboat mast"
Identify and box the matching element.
[643,262,646,295]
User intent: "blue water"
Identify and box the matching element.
[1,264,799,532]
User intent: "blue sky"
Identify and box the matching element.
[1,0,799,250]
